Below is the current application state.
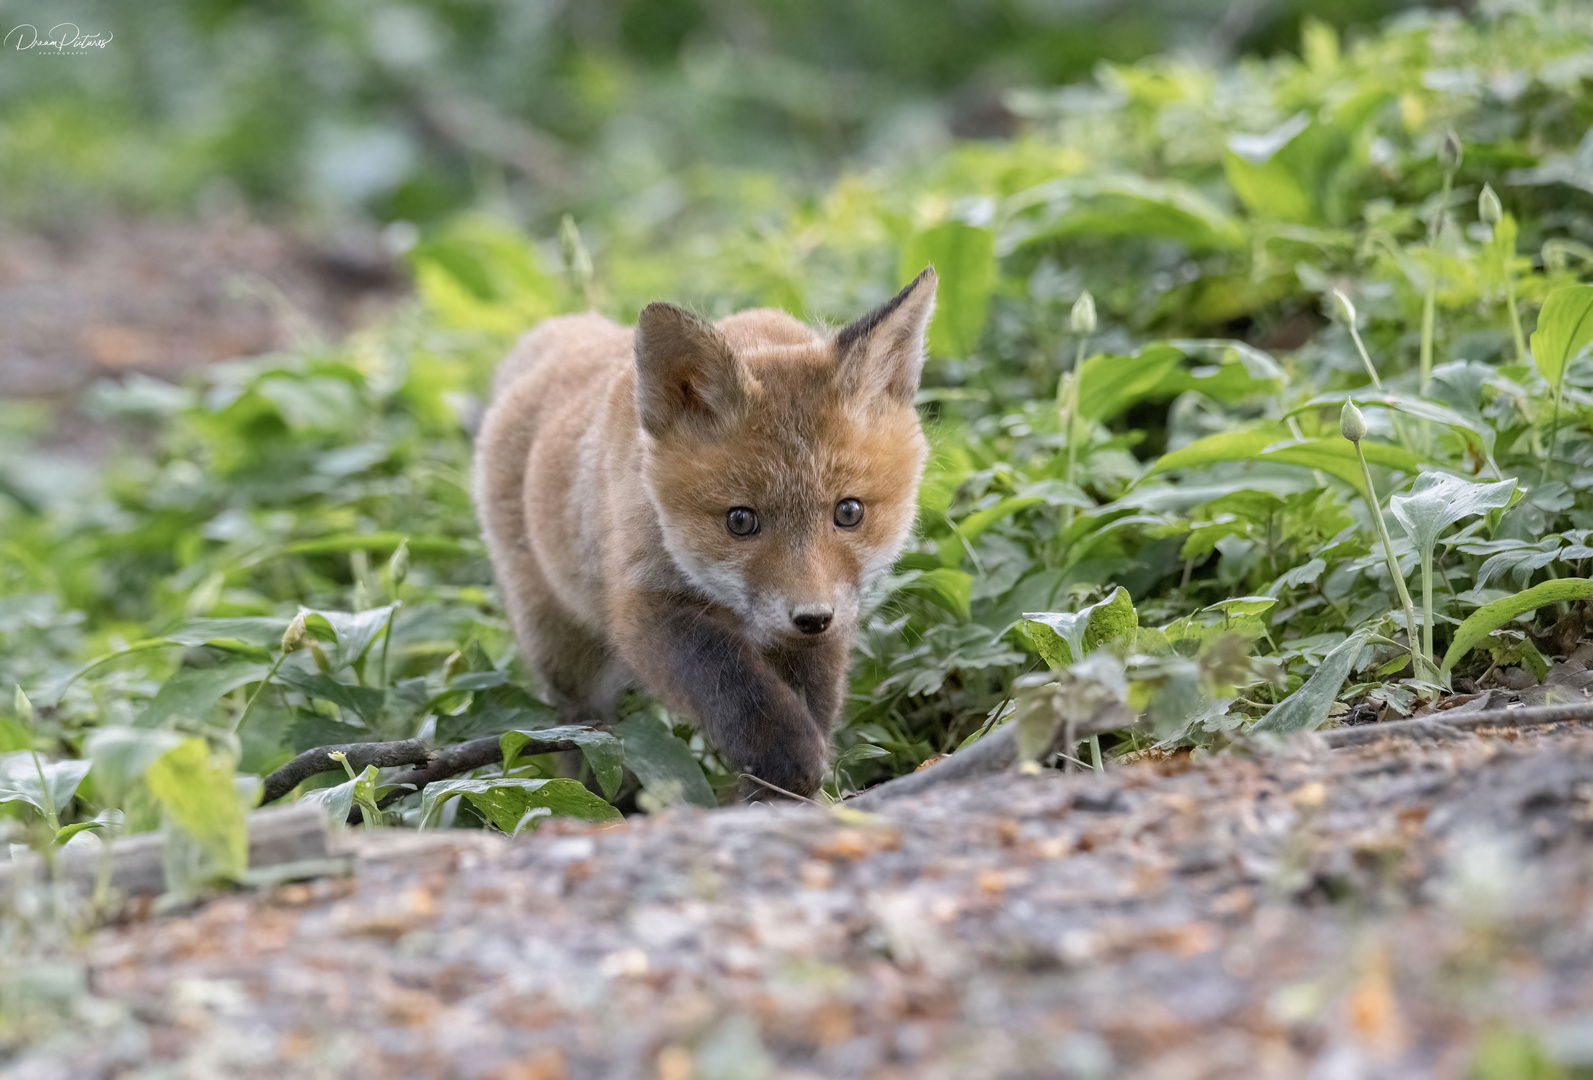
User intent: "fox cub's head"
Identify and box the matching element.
[635,269,936,646]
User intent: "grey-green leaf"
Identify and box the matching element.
[616,715,717,809]
[1251,628,1373,735]
[1389,472,1517,565]
[1530,284,1593,389]
[134,660,270,729]
[502,725,624,801]
[0,752,92,816]
[417,776,622,831]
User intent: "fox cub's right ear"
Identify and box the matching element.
[836,267,938,405]
[635,303,750,438]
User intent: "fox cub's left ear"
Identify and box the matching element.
[835,267,937,405]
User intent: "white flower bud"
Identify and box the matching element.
[1440,130,1463,173]
[1341,400,1367,443]
[281,613,307,654]
[1070,291,1097,336]
[1332,289,1357,325]
[13,686,32,724]
[388,539,410,590]
[1478,183,1502,226]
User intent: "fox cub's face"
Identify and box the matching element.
[634,271,937,646]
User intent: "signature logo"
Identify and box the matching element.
[4,23,114,54]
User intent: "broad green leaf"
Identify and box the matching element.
[301,605,396,670]
[1145,425,1419,496]
[83,726,186,807]
[901,567,973,620]
[0,752,92,818]
[502,725,624,801]
[273,666,388,726]
[1023,586,1138,668]
[162,617,291,649]
[901,221,995,357]
[145,739,248,877]
[615,715,717,809]
[1389,473,1517,570]
[417,776,621,831]
[1203,596,1277,618]
[298,769,359,826]
[1442,578,1593,673]
[1007,174,1247,250]
[1251,628,1373,735]
[55,809,123,846]
[134,660,270,729]
[1297,391,1497,458]
[1530,284,1593,389]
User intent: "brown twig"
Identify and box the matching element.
[262,733,583,809]
[1320,699,1593,748]
[261,739,432,805]
[740,773,824,806]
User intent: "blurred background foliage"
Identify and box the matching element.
[4,0,1428,230]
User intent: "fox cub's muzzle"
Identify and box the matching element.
[790,602,834,635]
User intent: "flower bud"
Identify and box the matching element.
[559,214,594,290]
[1440,130,1463,173]
[281,613,307,654]
[1478,183,1502,225]
[1332,289,1357,325]
[353,579,371,613]
[13,686,32,724]
[1070,291,1097,336]
[1341,400,1367,443]
[388,538,410,590]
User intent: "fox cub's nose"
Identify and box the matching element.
[791,603,834,635]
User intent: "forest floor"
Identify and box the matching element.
[5,718,1593,1080]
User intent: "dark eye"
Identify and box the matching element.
[834,498,864,528]
[726,507,759,537]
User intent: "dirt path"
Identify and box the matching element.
[4,723,1593,1079]
[0,217,405,409]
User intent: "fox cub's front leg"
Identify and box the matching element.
[617,594,836,798]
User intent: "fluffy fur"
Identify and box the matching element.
[474,269,937,798]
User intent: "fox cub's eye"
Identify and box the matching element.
[834,498,864,529]
[726,507,759,537]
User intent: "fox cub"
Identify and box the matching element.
[474,269,937,798]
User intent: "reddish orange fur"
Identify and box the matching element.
[474,271,936,798]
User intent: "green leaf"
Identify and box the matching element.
[83,726,186,808]
[417,777,622,832]
[134,660,270,729]
[273,666,388,726]
[0,752,91,817]
[145,739,249,877]
[1144,425,1419,496]
[301,605,397,671]
[1007,174,1247,251]
[502,725,624,801]
[55,810,123,846]
[1389,472,1517,570]
[298,769,359,826]
[901,221,995,357]
[901,567,973,620]
[162,617,291,649]
[1442,578,1593,673]
[1530,284,1593,389]
[615,715,717,809]
[1251,628,1373,735]
[1203,596,1278,619]
[1023,586,1138,668]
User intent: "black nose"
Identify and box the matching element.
[791,603,833,635]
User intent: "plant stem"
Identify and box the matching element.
[1059,336,1088,529]
[1346,320,1384,390]
[1088,734,1103,773]
[30,750,59,834]
[234,652,286,734]
[1419,169,1454,390]
[1421,558,1434,671]
[1504,258,1528,366]
[1354,442,1438,681]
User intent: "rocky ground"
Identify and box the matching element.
[4,720,1593,1080]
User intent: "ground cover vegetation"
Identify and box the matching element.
[3,1,1593,881]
